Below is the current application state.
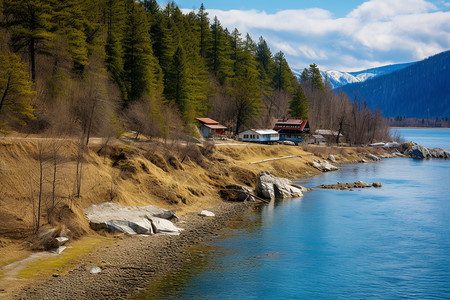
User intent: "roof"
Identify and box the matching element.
[255,129,279,135]
[315,129,339,136]
[240,129,279,135]
[274,119,308,131]
[196,118,219,125]
[312,135,324,139]
[204,124,227,130]
[275,119,306,125]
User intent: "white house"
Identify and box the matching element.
[238,129,279,143]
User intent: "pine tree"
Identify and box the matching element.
[289,85,308,119]
[0,48,35,130]
[300,68,309,84]
[105,0,127,99]
[208,16,233,83]
[122,0,161,102]
[2,0,55,81]
[309,63,325,92]
[232,34,262,134]
[196,3,211,58]
[51,0,90,72]
[273,51,294,92]
[165,46,188,114]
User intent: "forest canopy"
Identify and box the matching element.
[0,0,389,144]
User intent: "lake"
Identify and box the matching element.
[392,127,450,150]
[138,129,450,299]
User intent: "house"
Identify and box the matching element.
[310,134,326,145]
[238,129,279,143]
[273,119,310,144]
[196,118,227,138]
[315,129,344,143]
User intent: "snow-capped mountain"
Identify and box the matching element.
[293,62,415,89]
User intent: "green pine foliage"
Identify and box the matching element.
[0,46,35,130]
[0,1,307,136]
[2,0,55,81]
[289,85,308,119]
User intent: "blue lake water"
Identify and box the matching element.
[139,129,450,299]
[392,128,450,150]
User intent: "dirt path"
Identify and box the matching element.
[16,202,253,300]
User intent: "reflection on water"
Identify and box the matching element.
[137,157,450,299]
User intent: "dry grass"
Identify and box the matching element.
[0,138,392,272]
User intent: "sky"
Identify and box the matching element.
[175,0,450,72]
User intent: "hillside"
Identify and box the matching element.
[339,50,450,118]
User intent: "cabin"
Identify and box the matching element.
[273,119,310,144]
[196,118,227,138]
[238,129,280,143]
[315,129,344,143]
[310,134,326,145]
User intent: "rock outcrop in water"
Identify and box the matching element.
[255,172,307,200]
[403,143,450,159]
[318,181,382,190]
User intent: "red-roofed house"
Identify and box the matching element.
[196,118,227,138]
[273,119,310,143]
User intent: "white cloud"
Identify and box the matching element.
[183,0,450,71]
[347,0,436,21]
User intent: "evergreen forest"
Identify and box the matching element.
[0,0,389,145]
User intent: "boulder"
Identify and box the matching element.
[255,172,305,200]
[429,147,450,158]
[199,210,215,217]
[366,153,380,161]
[372,182,382,187]
[410,145,431,159]
[86,203,182,235]
[148,217,182,235]
[32,225,72,251]
[90,266,102,274]
[220,185,255,202]
[327,154,337,163]
[355,181,371,187]
[310,159,339,172]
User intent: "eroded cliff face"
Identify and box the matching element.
[0,138,392,266]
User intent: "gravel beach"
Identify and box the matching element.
[18,202,253,300]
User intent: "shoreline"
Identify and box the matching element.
[2,143,398,299]
[17,202,255,299]
[390,126,450,129]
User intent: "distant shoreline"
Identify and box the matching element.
[390,127,450,130]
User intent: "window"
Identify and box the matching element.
[244,134,248,139]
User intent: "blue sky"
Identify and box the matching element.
[175,0,450,71]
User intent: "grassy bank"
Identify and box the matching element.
[0,137,392,298]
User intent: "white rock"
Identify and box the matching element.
[148,217,183,235]
[56,237,69,246]
[86,203,181,235]
[327,154,337,163]
[255,172,305,200]
[199,210,215,217]
[90,266,102,274]
[311,160,339,172]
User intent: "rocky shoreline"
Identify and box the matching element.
[18,202,254,300]
[14,142,450,299]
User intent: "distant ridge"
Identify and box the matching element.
[339,50,450,118]
[292,62,414,89]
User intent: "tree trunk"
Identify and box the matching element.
[30,38,36,82]
[0,74,11,115]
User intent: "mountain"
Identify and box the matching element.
[339,50,450,118]
[293,62,414,89]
